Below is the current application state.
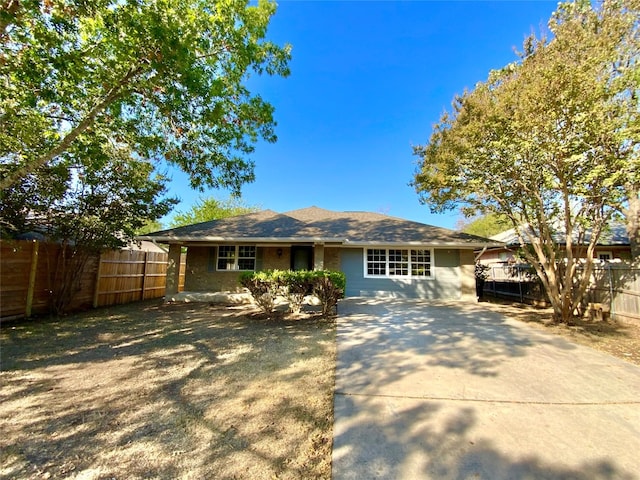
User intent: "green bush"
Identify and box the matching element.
[239,270,281,315]
[281,270,314,314]
[239,269,346,316]
[310,270,345,316]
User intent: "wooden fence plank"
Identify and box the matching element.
[1,240,171,320]
[25,240,39,317]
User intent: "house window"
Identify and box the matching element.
[389,249,409,276]
[217,245,256,271]
[597,251,612,262]
[367,249,387,275]
[411,249,431,277]
[365,248,432,278]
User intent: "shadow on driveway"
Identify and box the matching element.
[333,298,640,480]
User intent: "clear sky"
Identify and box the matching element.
[163,0,558,230]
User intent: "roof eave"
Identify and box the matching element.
[136,236,504,249]
[342,240,504,248]
[135,236,346,244]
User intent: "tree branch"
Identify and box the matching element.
[1,63,146,190]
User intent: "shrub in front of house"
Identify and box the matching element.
[281,270,315,314]
[311,270,345,316]
[239,270,281,315]
[239,270,346,316]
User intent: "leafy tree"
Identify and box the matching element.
[0,0,291,192]
[136,219,165,236]
[457,213,512,238]
[0,148,176,313]
[169,195,260,227]
[412,0,639,323]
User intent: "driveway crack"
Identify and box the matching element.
[334,391,640,406]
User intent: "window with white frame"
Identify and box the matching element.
[216,245,256,271]
[411,249,431,277]
[597,251,612,262]
[389,249,409,276]
[365,248,432,278]
[367,249,386,275]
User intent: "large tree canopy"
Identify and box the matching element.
[413,0,639,322]
[0,0,291,192]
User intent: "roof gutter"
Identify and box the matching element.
[135,236,347,244]
[136,235,503,249]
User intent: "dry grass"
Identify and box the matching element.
[0,300,336,480]
[3,296,638,480]
[481,299,640,366]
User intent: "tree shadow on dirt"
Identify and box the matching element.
[0,300,335,479]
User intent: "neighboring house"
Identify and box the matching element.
[125,240,167,253]
[477,222,632,265]
[139,206,500,300]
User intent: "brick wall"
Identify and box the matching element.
[184,247,245,292]
[260,246,291,270]
[325,247,341,271]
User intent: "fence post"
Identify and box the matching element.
[141,250,149,301]
[25,240,39,317]
[93,252,104,308]
[607,263,615,319]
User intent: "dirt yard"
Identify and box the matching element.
[482,299,640,366]
[0,301,336,480]
[2,297,638,480]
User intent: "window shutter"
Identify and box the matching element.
[255,247,264,271]
[208,247,217,272]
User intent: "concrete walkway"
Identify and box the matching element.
[332,298,640,480]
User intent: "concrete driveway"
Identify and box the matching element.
[332,298,640,480]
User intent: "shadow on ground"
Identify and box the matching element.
[0,300,335,479]
[332,298,640,480]
[334,394,634,480]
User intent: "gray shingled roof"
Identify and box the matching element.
[139,206,499,247]
[491,221,630,247]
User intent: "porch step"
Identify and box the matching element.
[166,291,253,305]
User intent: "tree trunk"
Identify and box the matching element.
[626,193,640,264]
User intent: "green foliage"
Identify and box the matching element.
[412,0,639,322]
[0,147,176,313]
[280,270,314,314]
[170,196,260,228]
[1,148,175,249]
[475,263,490,281]
[310,271,346,317]
[239,270,280,315]
[136,219,165,235]
[0,0,291,192]
[459,214,512,238]
[239,269,346,317]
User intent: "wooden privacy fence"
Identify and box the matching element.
[93,249,169,307]
[0,240,185,321]
[585,264,640,323]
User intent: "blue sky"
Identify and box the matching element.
[163,0,558,230]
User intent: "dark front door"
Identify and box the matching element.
[291,246,313,271]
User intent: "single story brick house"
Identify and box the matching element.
[139,206,500,300]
